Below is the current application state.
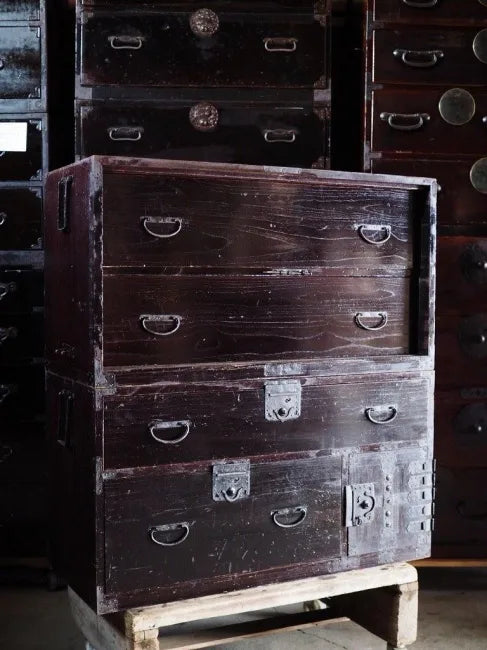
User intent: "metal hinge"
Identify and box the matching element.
[212,460,250,503]
[345,483,376,527]
[265,380,302,422]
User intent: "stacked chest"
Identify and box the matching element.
[45,156,436,614]
[364,0,487,557]
[75,0,330,167]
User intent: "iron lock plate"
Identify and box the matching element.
[345,483,376,527]
[212,460,250,503]
[265,380,302,422]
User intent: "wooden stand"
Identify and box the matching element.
[70,563,418,650]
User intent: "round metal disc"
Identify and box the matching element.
[473,28,487,64]
[438,88,476,125]
[470,158,487,194]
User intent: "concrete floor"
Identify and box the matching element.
[0,569,486,649]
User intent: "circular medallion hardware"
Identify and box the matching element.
[189,9,219,38]
[473,28,487,64]
[461,243,487,284]
[470,158,487,194]
[438,88,476,126]
[189,102,219,132]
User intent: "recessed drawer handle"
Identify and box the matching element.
[263,129,297,143]
[365,406,398,425]
[358,224,392,245]
[264,37,298,53]
[149,420,191,444]
[401,0,438,7]
[140,314,182,337]
[456,501,487,522]
[108,35,144,50]
[380,112,430,131]
[0,384,13,404]
[354,312,388,331]
[0,282,16,301]
[0,212,6,226]
[393,48,444,68]
[150,522,190,547]
[142,217,183,239]
[0,326,17,344]
[108,126,144,142]
[272,506,308,528]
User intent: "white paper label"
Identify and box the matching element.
[0,122,28,152]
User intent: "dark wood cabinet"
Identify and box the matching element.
[45,156,435,613]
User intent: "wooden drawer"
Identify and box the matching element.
[0,24,43,101]
[103,274,411,367]
[371,88,487,157]
[77,100,327,169]
[79,10,326,90]
[435,388,487,467]
[0,187,43,251]
[372,0,487,25]
[433,466,487,557]
[0,312,43,364]
[0,1,42,22]
[101,169,414,270]
[80,1,323,10]
[372,27,487,86]
[0,364,44,423]
[370,158,487,230]
[0,115,46,181]
[0,269,43,313]
[436,236,487,313]
[0,432,46,482]
[104,456,343,594]
[103,374,431,469]
[436,314,487,387]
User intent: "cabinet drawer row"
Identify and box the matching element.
[0,115,47,182]
[0,188,43,251]
[372,0,487,25]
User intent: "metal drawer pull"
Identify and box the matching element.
[0,326,17,344]
[393,48,444,68]
[264,37,298,53]
[456,501,487,522]
[0,385,13,404]
[402,0,438,7]
[108,126,144,142]
[0,212,6,226]
[142,217,183,239]
[140,314,182,337]
[189,9,219,38]
[380,112,430,131]
[108,35,144,50]
[0,282,16,301]
[354,312,388,331]
[150,522,190,547]
[263,129,297,143]
[149,420,191,445]
[272,506,308,529]
[365,406,398,425]
[358,224,392,245]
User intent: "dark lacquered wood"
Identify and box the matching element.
[370,88,487,157]
[103,374,431,469]
[0,187,43,251]
[373,27,487,87]
[436,314,487,388]
[0,268,43,313]
[79,10,326,90]
[436,236,487,312]
[77,99,327,168]
[80,1,326,10]
[373,0,487,25]
[0,0,41,22]
[0,363,44,423]
[0,115,46,181]
[0,313,43,364]
[370,158,487,232]
[101,170,414,270]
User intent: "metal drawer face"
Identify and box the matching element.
[0,187,43,251]
[0,312,43,365]
[0,364,45,422]
[0,25,42,101]
[0,116,46,181]
[0,268,43,313]
[0,1,41,22]
[373,0,487,25]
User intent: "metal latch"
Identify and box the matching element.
[265,380,302,422]
[212,460,250,503]
[345,483,376,527]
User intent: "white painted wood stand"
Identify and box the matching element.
[70,562,418,650]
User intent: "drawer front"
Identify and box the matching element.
[436,314,487,387]
[78,101,326,168]
[0,117,45,181]
[101,169,413,270]
[0,187,43,251]
[103,274,411,367]
[0,433,46,482]
[0,25,42,101]
[435,388,487,466]
[103,375,431,469]
[371,88,487,156]
[0,364,45,422]
[370,158,487,229]
[0,1,41,22]
[80,11,326,89]
[373,27,487,86]
[437,236,487,312]
[434,466,487,555]
[104,456,342,594]
[0,269,43,313]
[373,0,487,24]
[0,313,43,364]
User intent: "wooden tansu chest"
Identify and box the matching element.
[44,156,436,614]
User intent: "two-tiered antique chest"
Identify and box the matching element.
[363,0,487,558]
[45,156,436,614]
